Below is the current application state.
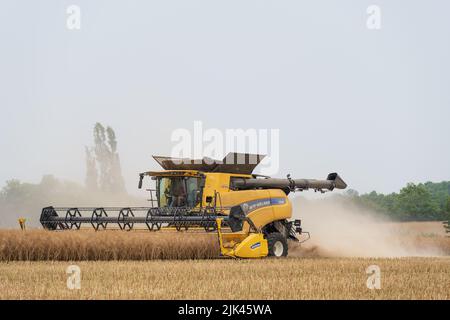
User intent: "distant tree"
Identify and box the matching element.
[39,175,59,190]
[106,126,117,153]
[106,126,125,193]
[445,196,450,235]
[345,189,359,197]
[358,191,389,214]
[423,181,450,216]
[85,147,98,191]
[394,183,440,220]
[93,123,109,191]
[344,181,448,221]
[0,179,27,205]
[89,123,126,194]
[447,195,450,215]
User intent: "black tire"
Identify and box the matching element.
[267,232,288,257]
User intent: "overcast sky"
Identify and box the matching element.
[0,0,449,196]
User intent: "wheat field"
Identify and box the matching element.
[2,226,449,261]
[0,230,219,260]
[0,227,449,299]
[0,258,449,299]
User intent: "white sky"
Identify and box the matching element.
[0,0,449,196]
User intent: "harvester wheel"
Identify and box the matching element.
[267,232,288,257]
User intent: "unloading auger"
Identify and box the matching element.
[40,152,347,258]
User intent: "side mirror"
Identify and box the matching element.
[138,174,144,189]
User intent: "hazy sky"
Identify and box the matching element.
[0,1,449,196]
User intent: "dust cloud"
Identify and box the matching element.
[290,196,447,258]
[0,176,149,228]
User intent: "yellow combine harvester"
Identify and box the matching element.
[40,153,347,258]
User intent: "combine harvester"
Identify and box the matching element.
[40,153,347,258]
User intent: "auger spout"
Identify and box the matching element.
[231,172,347,192]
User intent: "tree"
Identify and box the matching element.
[93,123,109,191]
[85,147,98,191]
[446,195,450,215]
[0,180,30,205]
[358,191,390,214]
[423,181,450,217]
[344,182,448,221]
[445,196,450,235]
[106,126,125,193]
[393,183,439,220]
[345,189,359,197]
[87,123,126,194]
[106,127,117,153]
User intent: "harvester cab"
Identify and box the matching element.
[40,152,347,258]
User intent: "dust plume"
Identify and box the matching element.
[290,196,448,257]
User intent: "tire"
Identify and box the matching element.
[267,232,288,257]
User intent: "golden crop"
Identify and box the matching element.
[0,230,219,261]
[0,227,449,299]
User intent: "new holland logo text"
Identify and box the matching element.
[241,198,285,215]
[251,242,261,249]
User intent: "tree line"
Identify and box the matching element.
[344,181,450,221]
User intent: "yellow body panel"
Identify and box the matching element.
[202,172,251,205]
[219,188,292,231]
[218,189,270,207]
[232,234,268,258]
[216,219,268,258]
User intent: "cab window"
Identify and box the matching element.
[158,177,203,208]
